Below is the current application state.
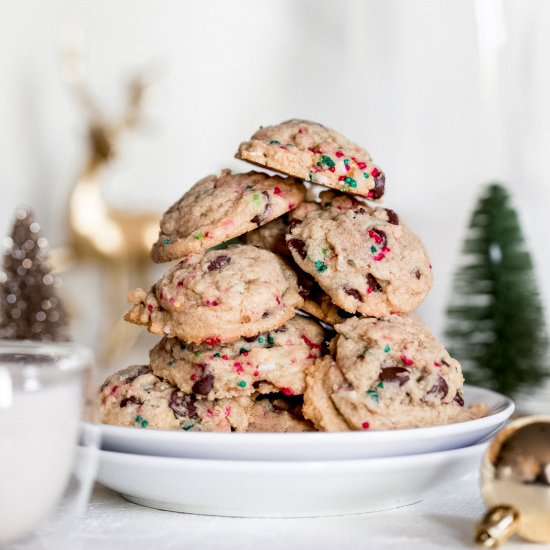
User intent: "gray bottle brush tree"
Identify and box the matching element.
[445,183,548,397]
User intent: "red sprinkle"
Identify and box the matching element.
[233,362,244,374]
[275,296,281,305]
[206,408,214,417]
[205,300,219,307]
[401,355,414,366]
[288,203,296,209]
[110,385,119,395]
[362,422,370,429]
[335,151,344,158]
[329,166,335,172]
[204,337,221,346]
[368,229,384,244]
[357,161,367,170]
[373,252,386,261]
[147,304,154,312]
[338,175,346,182]
[301,335,322,349]
[345,163,351,172]
[273,186,282,195]
[434,362,440,367]
[367,191,374,198]
[371,167,381,177]
[280,387,294,396]
[221,355,229,361]
[307,353,317,359]
[225,406,231,417]
[190,374,197,381]
[205,231,211,238]
[253,370,259,377]
[177,281,184,287]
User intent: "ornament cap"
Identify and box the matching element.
[475,505,519,547]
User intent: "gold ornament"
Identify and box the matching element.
[476,415,550,546]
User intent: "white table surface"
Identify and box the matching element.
[9,478,550,550]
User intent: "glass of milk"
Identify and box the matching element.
[0,340,100,545]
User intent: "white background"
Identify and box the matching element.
[1,0,550,377]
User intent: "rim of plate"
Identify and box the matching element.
[95,437,490,469]
[91,384,513,442]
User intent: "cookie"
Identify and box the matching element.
[98,365,253,432]
[248,395,315,432]
[149,316,324,400]
[286,190,432,316]
[236,119,385,199]
[125,244,303,344]
[244,201,321,258]
[303,316,488,431]
[151,170,306,263]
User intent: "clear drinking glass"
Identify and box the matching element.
[0,340,101,546]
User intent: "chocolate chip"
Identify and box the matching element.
[207,255,231,272]
[370,228,387,249]
[345,288,362,302]
[356,208,367,215]
[169,390,197,418]
[428,376,449,399]
[367,274,382,292]
[288,218,303,232]
[379,366,410,386]
[125,366,151,383]
[192,373,215,395]
[262,311,270,318]
[415,270,421,280]
[251,215,262,226]
[243,335,257,342]
[251,192,272,226]
[120,395,143,408]
[441,359,450,367]
[372,173,385,199]
[252,381,263,389]
[386,208,399,225]
[454,392,465,407]
[288,238,307,259]
[298,286,310,298]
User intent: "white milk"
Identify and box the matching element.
[0,373,82,543]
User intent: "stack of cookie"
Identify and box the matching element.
[99,119,486,432]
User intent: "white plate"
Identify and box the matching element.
[93,385,513,460]
[94,440,488,517]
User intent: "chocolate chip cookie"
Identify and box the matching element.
[149,316,324,399]
[236,119,385,199]
[303,316,487,431]
[286,190,432,316]
[125,244,303,343]
[151,170,306,262]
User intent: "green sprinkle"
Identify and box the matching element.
[257,337,265,344]
[252,193,261,203]
[267,335,275,345]
[246,185,254,190]
[371,246,377,253]
[308,171,316,182]
[363,173,370,179]
[135,415,142,423]
[269,140,280,145]
[344,177,357,188]
[194,231,205,240]
[343,159,349,164]
[286,143,293,147]
[194,351,201,357]
[239,348,249,355]
[259,125,264,129]
[366,390,379,402]
[213,352,221,358]
[163,239,170,245]
[384,345,390,353]
[167,359,176,366]
[314,260,327,273]
[377,382,384,389]
[183,424,193,431]
[320,155,335,168]
[141,420,148,428]
[238,380,247,387]
[316,162,322,168]
[321,247,328,256]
